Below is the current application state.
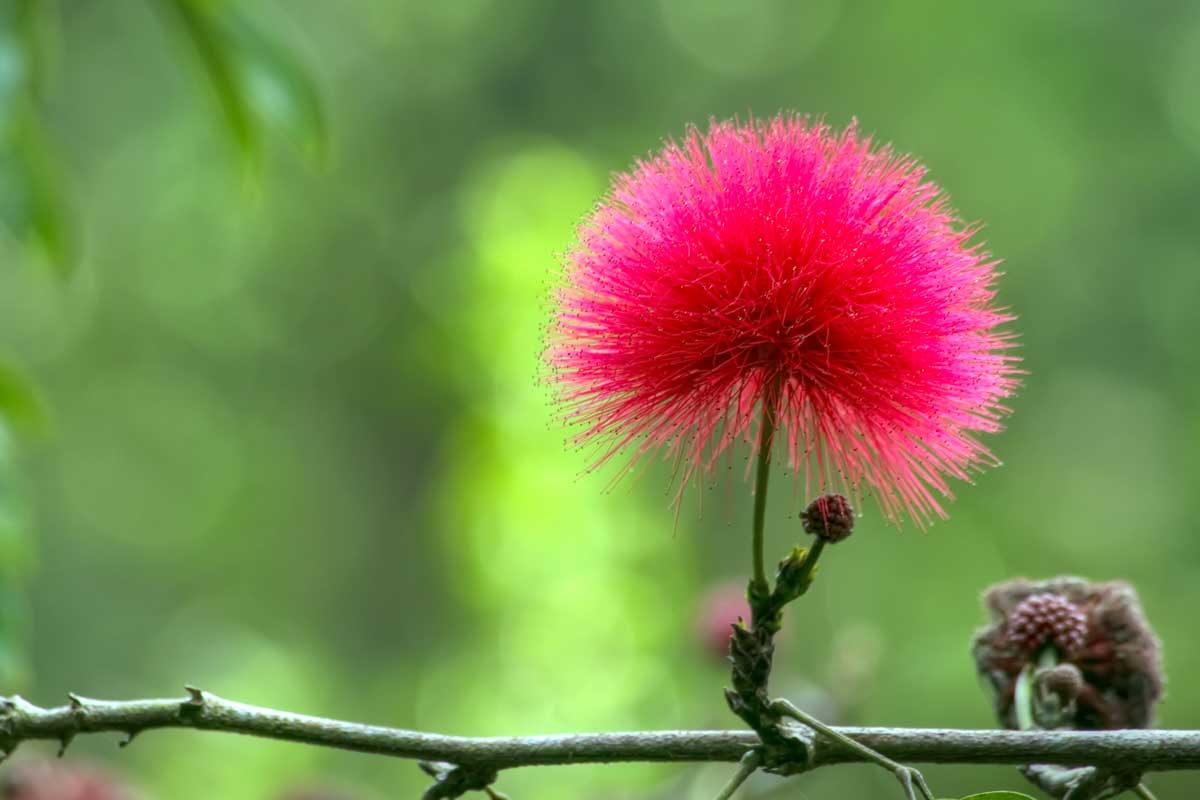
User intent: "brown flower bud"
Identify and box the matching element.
[801,494,854,543]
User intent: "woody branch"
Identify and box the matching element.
[3,690,1200,774]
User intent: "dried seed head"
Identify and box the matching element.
[1006,593,1088,658]
[972,577,1165,730]
[801,494,854,543]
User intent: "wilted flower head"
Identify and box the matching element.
[547,115,1018,524]
[972,577,1165,730]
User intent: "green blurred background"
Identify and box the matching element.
[1,1,1199,798]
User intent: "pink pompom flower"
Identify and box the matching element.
[547,115,1019,525]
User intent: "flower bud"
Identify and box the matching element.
[800,494,854,543]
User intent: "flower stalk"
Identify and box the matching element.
[750,378,780,599]
[720,400,934,800]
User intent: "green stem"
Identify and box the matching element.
[1015,648,1059,731]
[1133,783,1158,800]
[797,538,825,587]
[712,750,761,800]
[1014,662,1036,731]
[751,381,779,597]
[771,699,933,800]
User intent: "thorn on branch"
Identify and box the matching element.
[180,685,207,725]
[58,693,91,758]
[418,760,502,800]
[117,730,138,749]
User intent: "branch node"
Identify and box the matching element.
[1,695,41,750]
[184,686,205,707]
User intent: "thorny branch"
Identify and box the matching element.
[3,689,1200,796]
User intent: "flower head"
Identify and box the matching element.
[973,577,1165,730]
[547,115,1018,524]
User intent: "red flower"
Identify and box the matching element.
[547,115,1019,524]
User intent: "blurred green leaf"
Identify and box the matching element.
[0,0,56,102]
[0,22,26,120]
[225,8,328,165]
[163,0,258,161]
[161,0,327,166]
[0,580,29,687]
[0,0,75,277]
[952,792,1038,800]
[0,360,45,434]
[0,421,32,688]
[0,119,75,276]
